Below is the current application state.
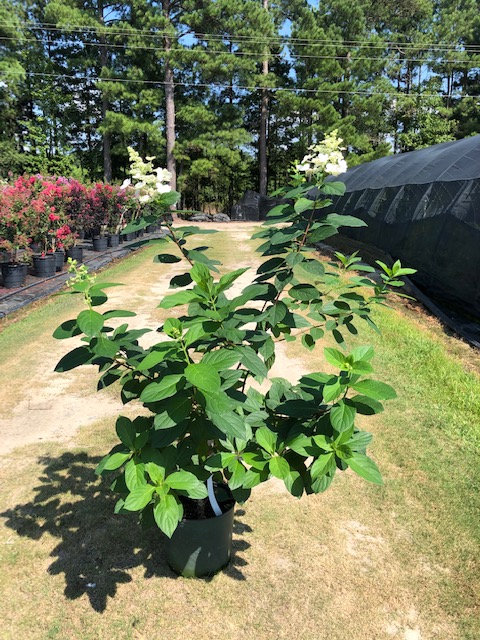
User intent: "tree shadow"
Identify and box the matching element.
[0,452,251,612]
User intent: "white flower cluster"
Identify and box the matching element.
[121,147,172,203]
[296,130,348,179]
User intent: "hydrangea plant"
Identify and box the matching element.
[54,138,414,538]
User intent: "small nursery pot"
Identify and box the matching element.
[66,247,84,263]
[33,254,56,278]
[92,236,109,252]
[166,484,235,578]
[1,262,28,288]
[108,234,120,247]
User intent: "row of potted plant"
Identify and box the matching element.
[0,174,150,288]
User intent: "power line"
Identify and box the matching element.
[2,33,480,67]
[3,20,480,54]
[10,70,479,99]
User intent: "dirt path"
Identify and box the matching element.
[0,222,307,453]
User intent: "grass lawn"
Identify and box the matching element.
[0,224,479,639]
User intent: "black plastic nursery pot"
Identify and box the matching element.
[166,486,235,578]
[66,246,84,262]
[1,262,28,288]
[92,236,109,252]
[108,234,120,247]
[33,254,56,278]
[54,251,65,272]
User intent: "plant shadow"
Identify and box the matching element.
[1,451,251,612]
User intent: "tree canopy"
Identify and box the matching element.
[0,0,478,209]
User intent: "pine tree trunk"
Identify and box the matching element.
[163,0,177,194]
[259,0,269,196]
[99,1,112,182]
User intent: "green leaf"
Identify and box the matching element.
[300,259,325,276]
[311,471,335,493]
[158,290,200,309]
[102,309,136,319]
[190,262,211,285]
[204,395,249,440]
[351,345,374,362]
[268,301,288,326]
[294,197,315,214]
[153,494,183,538]
[256,426,277,454]
[144,462,165,485]
[324,347,348,369]
[140,375,184,403]
[153,396,192,430]
[266,203,294,218]
[54,346,94,372]
[323,379,343,403]
[77,309,104,337]
[351,380,396,400]
[52,319,81,339]
[165,471,208,499]
[186,250,221,272]
[301,334,315,351]
[269,455,290,480]
[123,484,155,511]
[116,416,136,450]
[205,452,237,471]
[310,453,334,479]
[307,225,338,243]
[257,257,286,274]
[348,430,373,451]
[217,267,249,293]
[185,362,221,392]
[154,253,182,263]
[325,213,367,228]
[242,468,264,489]
[125,460,147,491]
[321,181,346,196]
[347,454,383,485]
[137,343,179,370]
[349,395,384,415]
[289,284,320,301]
[284,469,305,497]
[91,334,117,358]
[163,317,183,337]
[330,401,356,433]
[285,252,304,267]
[202,349,240,370]
[236,346,268,381]
[101,451,132,472]
[183,322,209,346]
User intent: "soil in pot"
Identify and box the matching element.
[1,262,28,288]
[166,484,235,578]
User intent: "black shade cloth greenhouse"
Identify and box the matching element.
[330,135,480,320]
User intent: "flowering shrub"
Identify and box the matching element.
[0,176,41,262]
[54,133,415,551]
[0,173,144,259]
[296,130,348,179]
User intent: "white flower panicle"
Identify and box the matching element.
[296,130,348,179]
[122,146,172,204]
